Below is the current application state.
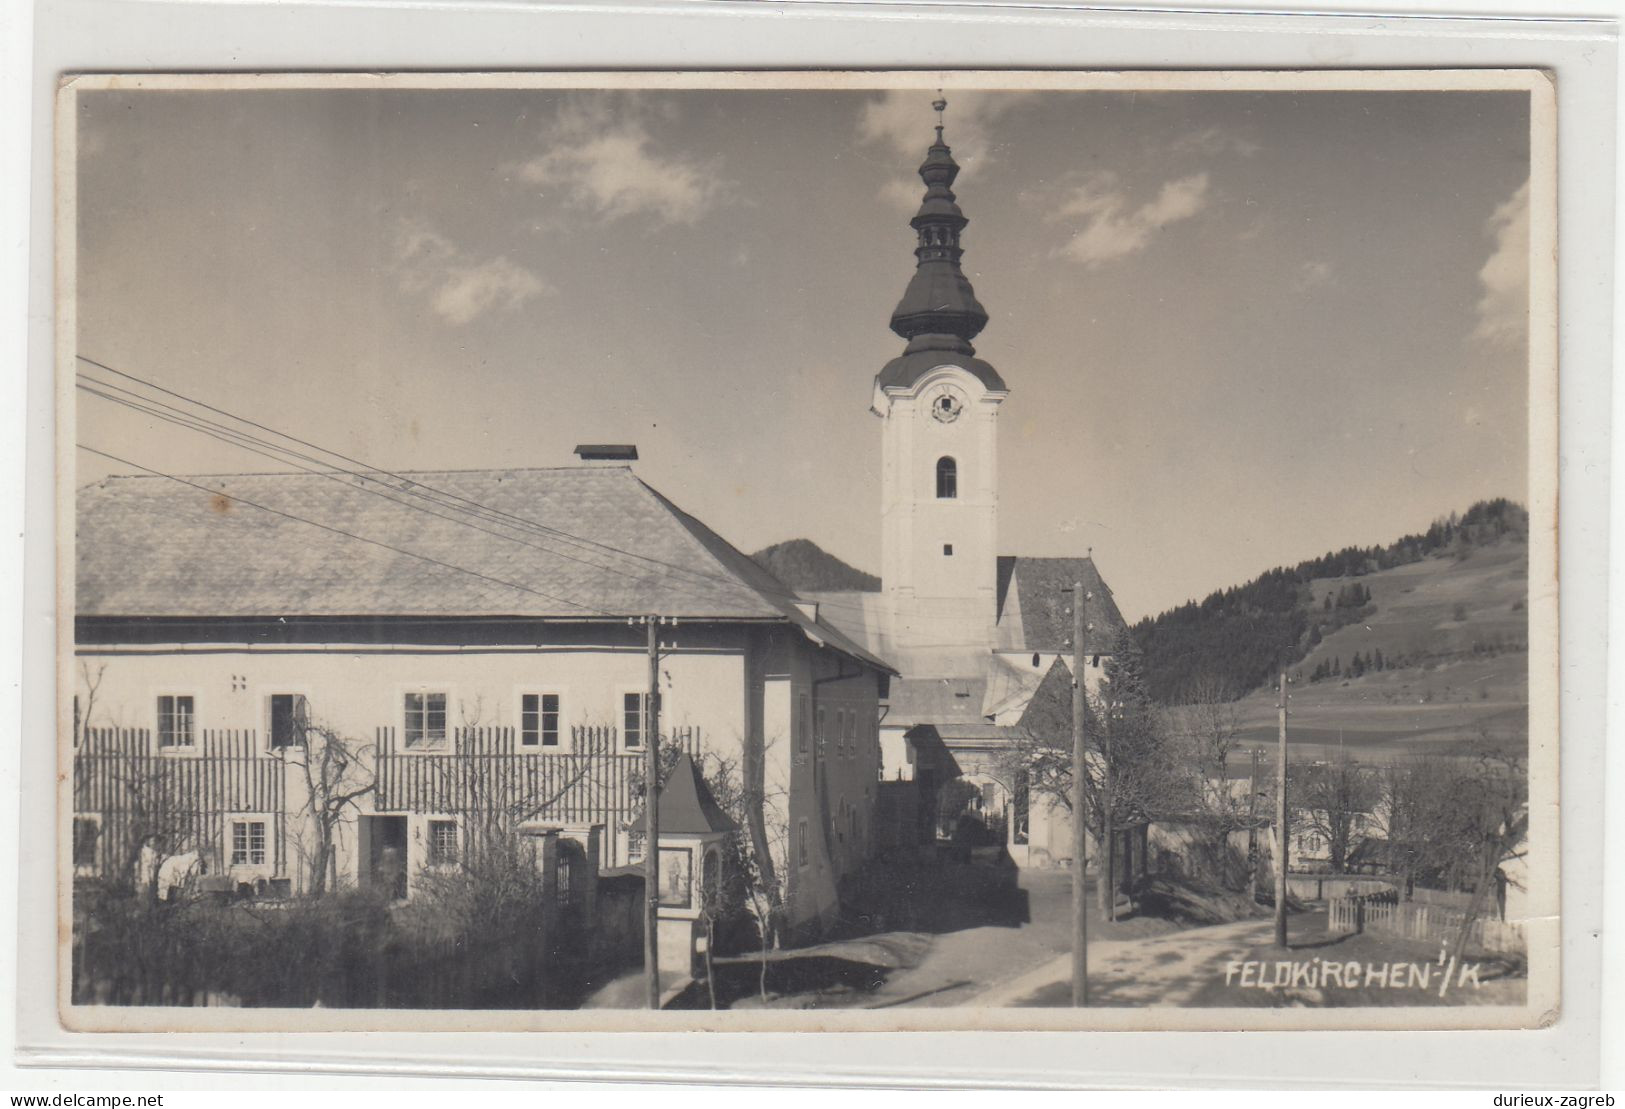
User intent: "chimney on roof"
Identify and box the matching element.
[574,444,639,464]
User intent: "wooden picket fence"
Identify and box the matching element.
[1330,893,1524,954]
[373,723,702,834]
[73,727,290,879]
[74,723,705,883]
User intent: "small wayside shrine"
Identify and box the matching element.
[649,753,735,984]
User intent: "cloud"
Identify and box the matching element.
[857,91,1029,209]
[512,96,728,226]
[1164,126,1261,159]
[392,221,548,326]
[1053,171,1211,268]
[1472,179,1529,346]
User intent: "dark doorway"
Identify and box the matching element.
[362,815,409,900]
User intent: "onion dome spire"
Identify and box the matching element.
[877,96,1005,394]
[888,96,990,351]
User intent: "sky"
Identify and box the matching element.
[74,84,1532,623]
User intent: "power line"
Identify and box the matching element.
[76,361,702,585]
[75,443,615,617]
[76,355,762,596]
[76,376,844,621]
[77,378,687,592]
[76,353,1038,629]
[79,379,841,624]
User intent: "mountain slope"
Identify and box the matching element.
[1132,499,1528,704]
[1227,538,1529,760]
[750,539,881,593]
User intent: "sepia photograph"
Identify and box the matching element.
[55,70,1557,1032]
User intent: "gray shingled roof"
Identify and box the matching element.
[995,556,1128,654]
[74,465,892,672]
[885,676,988,725]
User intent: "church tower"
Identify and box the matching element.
[872,99,1008,677]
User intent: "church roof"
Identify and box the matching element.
[980,649,1049,721]
[76,464,892,672]
[1015,656,1079,738]
[876,337,1008,394]
[905,721,1025,747]
[995,556,1129,654]
[885,675,988,726]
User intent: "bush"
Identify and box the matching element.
[73,881,396,1007]
[73,841,566,1008]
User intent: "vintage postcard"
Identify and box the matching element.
[56,69,1558,1033]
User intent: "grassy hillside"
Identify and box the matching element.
[750,538,881,593]
[1228,539,1529,763]
[1134,499,1527,704]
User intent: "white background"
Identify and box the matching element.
[4,0,1621,1094]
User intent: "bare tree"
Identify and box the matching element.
[1162,675,1254,888]
[449,701,619,866]
[76,661,107,747]
[1380,754,1464,898]
[77,730,215,902]
[1294,752,1380,874]
[997,632,1183,910]
[1441,745,1527,963]
[286,717,377,897]
[694,744,788,1003]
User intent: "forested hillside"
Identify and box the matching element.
[1133,499,1529,705]
[750,538,881,593]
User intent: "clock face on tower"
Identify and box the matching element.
[928,385,965,424]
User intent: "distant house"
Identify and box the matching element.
[71,455,892,933]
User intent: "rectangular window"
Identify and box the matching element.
[268,693,309,749]
[816,706,826,758]
[404,691,447,749]
[521,693,562,747]
[428,820,458,865]
[72,817,99,868]
[798,693,810,754]
[798,819,809,869]
[843,709,855,757]
[156,695,195,748]
[623,692,646,749]
[230,820,267,866]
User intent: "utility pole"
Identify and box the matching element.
[1274,671,1290,949]
[1069,582,1090,1006]
[1248,746,1261,903]
[1102,698,1116,922]
[644,615,662,1009]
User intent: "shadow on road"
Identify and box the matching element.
[668,954,895,1010]
[832,854,1032,940]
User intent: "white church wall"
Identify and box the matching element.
[876,365,1005,676]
